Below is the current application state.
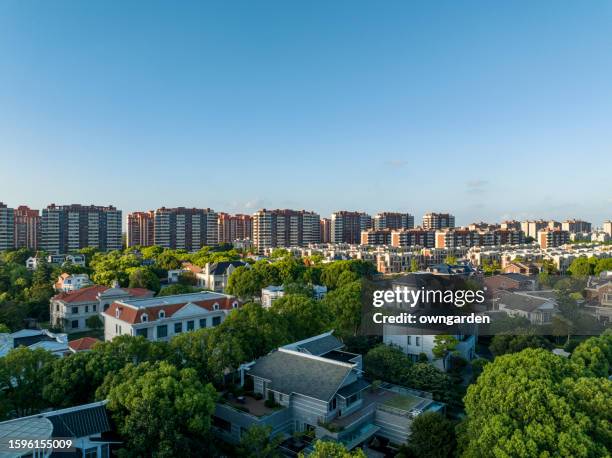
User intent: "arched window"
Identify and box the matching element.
[232,302,238,309]
[213,303,220,311]
[159,310,165,319]
[141,314,148,323]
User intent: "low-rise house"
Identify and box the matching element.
[584,272,612,323]
[495,291,556,325]
[102,291,240,341]
[502,261,539,275]
[197,261,249,292]
[0,329,69,358]
[213,332,444,452]
[50,285,154,333]
[49,253,87,267]
[55,273,92,292]
[68,336,101,353]
[483,273,536,294]
[383,332,476,370]
[261,285,328,308]
[0,401,113,457]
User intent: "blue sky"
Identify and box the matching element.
[0,1,611,226]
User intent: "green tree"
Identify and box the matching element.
[570,332,612,378]
[299,441,366,458]
[489,334,552,356]
[227,266,262,300]
[43,352,94,407]
[594,258,612,275]
[106,361,217,458]
[363,344,412,384]
[321,280,363,336]
[568,257,595,276]
[400,411,455,458]
[432,335,459,369]
[237,425,283,458]
[158,284,195,296]
[85,314,104,331]
[459,348,611,457]
[0,347,54,419]
[128,267,161,293]
[271,294,330,341]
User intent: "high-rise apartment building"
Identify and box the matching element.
[127,211,155,247]
[537,228,570,249]
[218,213,253,244]
[561,219,592,234]
[41,204,122,254]
[0,203,15,251]
[252,209,321,253]
[330,211,372,244]
[361,229,393,246]
[14,206,40,250]
[521,220,549,239]
[373,212,414,230]
[391,228,436,248]
[422,212,455,230]
[153,207,218,251]
[500,220,521,231]
[604,221,612,237]
[320,218,331,244]
[434,228,525,248]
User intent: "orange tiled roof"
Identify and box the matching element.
[52,285,153,303]
[68,336,101,351]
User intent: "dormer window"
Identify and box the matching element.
[232,302,238,309]
[141,314,148,323]
[158,310,165,319]
[213,303,220,311]
[115,308,121,318]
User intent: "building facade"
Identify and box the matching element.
[422,212,455,230]
[40,204,122,254]
[330,211,372,244]
[373,212,414,230]
[360,229,393,246]
[102,291,239,341]
[537,228,570,249]
[153,207,218,251]
[320,218,331,244]
[50,285,153,333]
[0,202,14,251]
[218,213,253,244]
[391,228,436,248]
[126,211,155,247]
[252,209,321,253]
[14,205,40,250]
[561,219,592,234]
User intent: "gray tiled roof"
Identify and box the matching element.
[47,403,110,438]
[497,291,549,312]
[248,350,352,402]
[297,334,343,356]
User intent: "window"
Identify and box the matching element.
[157,325,168,338]
[213,303,220,311]
[55,303,59,312]
[199,318,207,328]
[187,320,194,331]
[100,444,110,458]
[85,305,89,313]
[415,337,420,346]
[232,301,238,309]
[174,322,182,333]
[93,304,97,312]
[71,320,79,329]
[159,310,165,319]
[141,314,148,323]
[136,328,149,338]
[407,336,412,345]
[72,306,78,314]
[212,316,221,326]
[329,397,337,411]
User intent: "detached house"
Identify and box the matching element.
[50,285,154,333]
[102,291,239,341]
[213,332,444,452]
[495,291,557,325]
[198,261,249,292]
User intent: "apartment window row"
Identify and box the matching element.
[135,316,222,339]
[70,304,97,314]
